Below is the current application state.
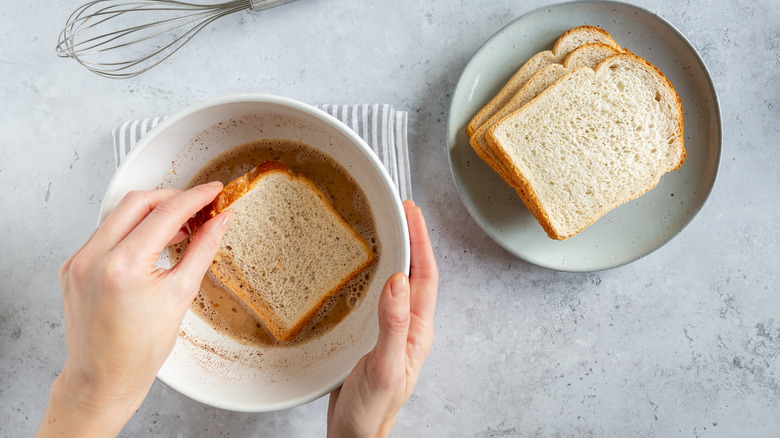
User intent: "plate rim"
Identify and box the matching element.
[446,0,722,272]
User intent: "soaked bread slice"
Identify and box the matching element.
[193,160,375,342]
[466,25,621,137]
[486,53,685,240]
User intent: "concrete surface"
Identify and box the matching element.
[1,0,778,436]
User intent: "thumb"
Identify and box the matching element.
[369,273,411,387]
[171,211,233,293]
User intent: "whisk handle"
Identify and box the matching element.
[250,0,300,12]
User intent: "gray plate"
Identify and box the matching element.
[447,0,721,272]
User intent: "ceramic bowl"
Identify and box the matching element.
[98,94,410,412]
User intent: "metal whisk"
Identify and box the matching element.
[57,0,298,79]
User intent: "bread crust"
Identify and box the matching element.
[189,160,290,230]
[191,160,375,342]
[486,52,685,240]
[466,25,620,137]
[471,43,623,200]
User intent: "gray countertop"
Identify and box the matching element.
[1,0,779,436]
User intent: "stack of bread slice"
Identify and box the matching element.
[468,26,685,240]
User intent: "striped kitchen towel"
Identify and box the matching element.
[111,104,412,201]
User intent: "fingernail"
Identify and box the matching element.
[221,211,234,228]
[390,273,408,298]
[207,181,223,187]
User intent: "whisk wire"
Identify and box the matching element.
[59,1,202,51]
[92,6,245,75]
[64,9,217,56]
[56,0,282,79]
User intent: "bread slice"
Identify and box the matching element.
[466,25,621,137]
[486,52,685,240]
[192,160,375,342]
[470,43,623,194]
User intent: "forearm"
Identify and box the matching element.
[36,371,143,438]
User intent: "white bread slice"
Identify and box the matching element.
[486,52,685,240]
[192,161,375,342]
[470,43,623,196]
[466,25,621,137]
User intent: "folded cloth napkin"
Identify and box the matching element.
[111,104,412,201]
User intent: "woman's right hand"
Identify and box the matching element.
[327,200,439,437]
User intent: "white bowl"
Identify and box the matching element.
[98,94,410,412]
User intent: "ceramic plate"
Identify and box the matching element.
[447,0,721,271]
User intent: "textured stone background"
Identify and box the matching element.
[1,0,778,436]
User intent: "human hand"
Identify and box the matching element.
[37,183,233,438]
[327,200,439,437]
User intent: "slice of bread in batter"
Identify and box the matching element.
[193,160,375,342]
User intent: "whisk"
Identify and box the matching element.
[57,0,299,79]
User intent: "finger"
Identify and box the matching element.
[406,204,438,322]
[169,211,233,298]
[369,273,411,387]
[405,205,438,366]
[89,189,182,254]
[117,182,223,262]
[59,228,98,280]
[166,227,189,247]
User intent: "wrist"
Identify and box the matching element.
[328,414,397,438]
[36,366,146,438]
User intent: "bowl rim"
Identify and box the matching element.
[97,93,411,411]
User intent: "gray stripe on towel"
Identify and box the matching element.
[112,104,412,201]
